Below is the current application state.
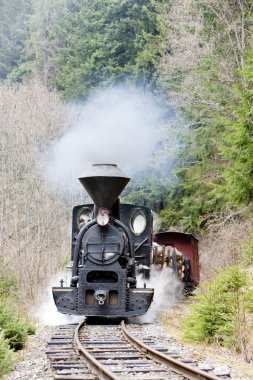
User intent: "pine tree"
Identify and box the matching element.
[0,0,33,80]
[158,0,253,230]
[50,0,160,98]
[218,52,253,205]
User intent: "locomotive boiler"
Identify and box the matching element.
[53,164,154,317]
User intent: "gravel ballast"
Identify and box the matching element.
[4,319,253,380]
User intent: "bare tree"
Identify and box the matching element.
[0,79,70,308]
[159,0,253,112]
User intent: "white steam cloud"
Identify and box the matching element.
[135,267,184,323]
[33,271,84,326]
[43,85,165,196]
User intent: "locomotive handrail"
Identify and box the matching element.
[72,218,97,277]
[112,217,135,258]
[135,237,148,252]
[112,218,134,258]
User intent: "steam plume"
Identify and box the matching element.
[136,267,184,323]
[33,271,84,326]
[42,85,174,197]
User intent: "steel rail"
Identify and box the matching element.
[74,320,120,380]
[120,321,220,380]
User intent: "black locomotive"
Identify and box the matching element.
[53,164,154,317]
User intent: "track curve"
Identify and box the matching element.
[47,321,222,380]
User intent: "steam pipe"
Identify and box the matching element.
[93,205,98,217]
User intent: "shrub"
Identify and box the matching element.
[0,330,15,377]
[182,265,249,351]
[0,299,35,350]
[242,227,253,265]
[0,276,15,298]
[0,274,35,377]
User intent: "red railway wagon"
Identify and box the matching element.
[153,232,200,286]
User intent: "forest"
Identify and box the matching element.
[2,0,253,230]
[1,0,253,374]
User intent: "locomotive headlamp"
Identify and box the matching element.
[130,209,146,235]
[97,208,110,226]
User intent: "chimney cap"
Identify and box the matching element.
[80,163,129,179]
[78,164,130,209]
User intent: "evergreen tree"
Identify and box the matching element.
[50,0,160,98]
[0,0,33,80]
[218,53,253,205]
[158,0,253,231]
[6,0,66,84]
[4,0,160,97]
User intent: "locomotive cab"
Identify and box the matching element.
[52,164,154,317]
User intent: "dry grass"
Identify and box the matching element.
[199,217,252,280]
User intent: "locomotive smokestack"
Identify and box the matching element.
[79,164,130,210]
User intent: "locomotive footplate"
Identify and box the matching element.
[52,287,77,313]
[52,285,154,317]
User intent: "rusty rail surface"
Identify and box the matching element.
[120,321,220,380]
[74,320,120,380]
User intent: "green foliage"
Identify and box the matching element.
[3,0,161,97]
[216,53,253,206]
[0,276,15,298]
[0,274,35,378]
[245,287,253,313]
[0,331,15,378]
[2,0,253,232]
[0,0,33,80]
[158,180,187,229]
[157,1,253,231]
[159,80,235,231]
[123,176,169,212]
[4,0,67,84]
[0,299,35,350]
[242,226,253,265]
[159,141,228,232]
[182,266,250,350]
[50,0,160,98]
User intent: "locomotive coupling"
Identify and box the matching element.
[94,290,108,305]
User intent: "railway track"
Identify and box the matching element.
[47,320,222,380]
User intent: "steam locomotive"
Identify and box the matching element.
[52,164,200,318]
[53,164,154,317]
